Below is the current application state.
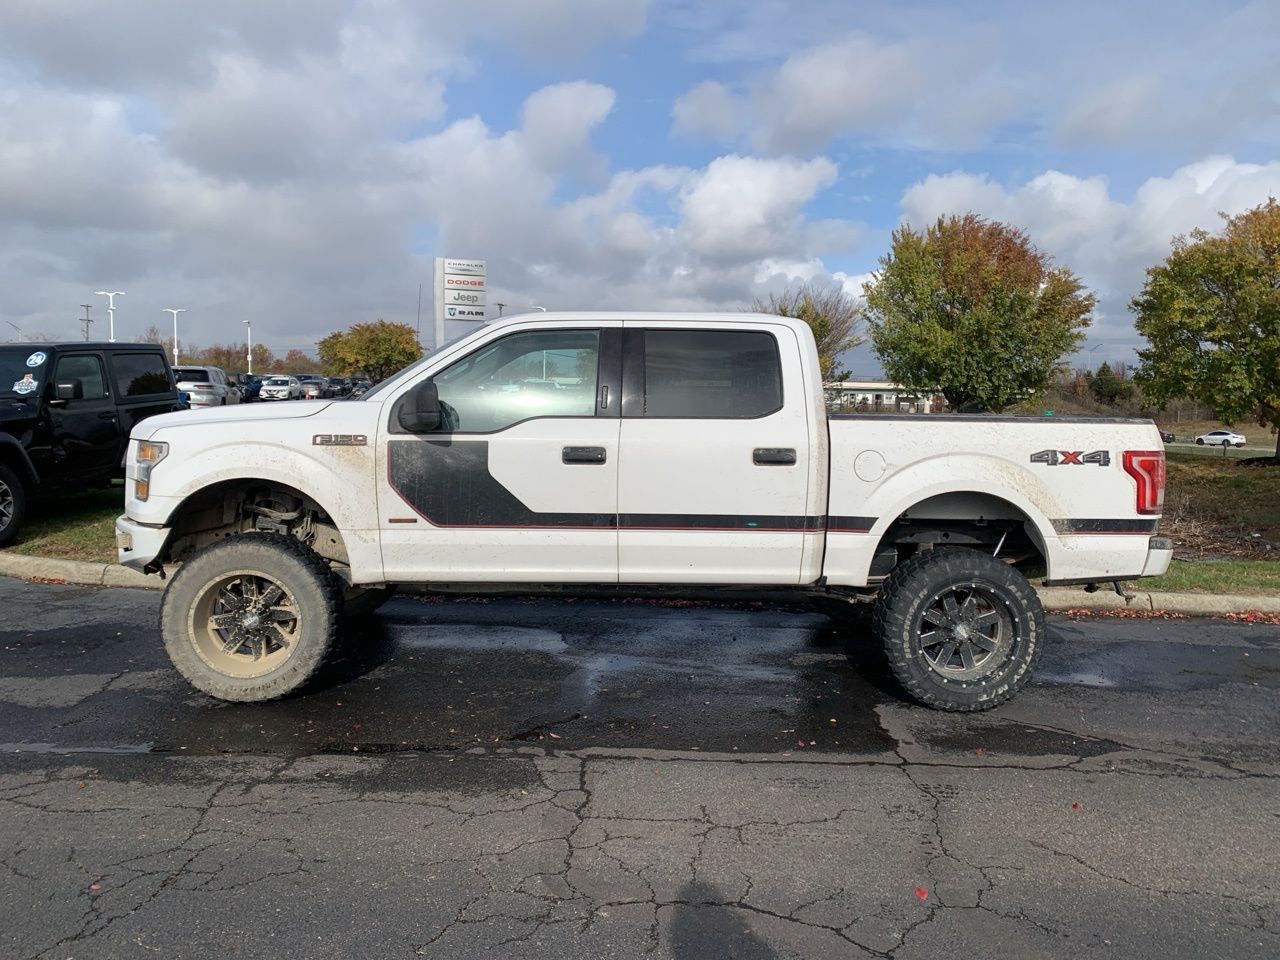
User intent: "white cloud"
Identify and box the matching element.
[671,81,741,140]
[679,155,839,260]
[898,156,1280,355]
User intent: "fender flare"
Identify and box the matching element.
[857,454,1059,553]
[0,434,39,488]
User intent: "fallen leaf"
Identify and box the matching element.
[914,886,928,901]
[89,882,101,891]
[1071,802,1082,811]
[548,732,561,740]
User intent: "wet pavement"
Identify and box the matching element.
[0,578,1277,959]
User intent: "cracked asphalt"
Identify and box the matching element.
[0,578,1277,959]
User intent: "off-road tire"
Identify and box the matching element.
[0,463,27,548]
[872,547,1045,711]
[160,533,341,702]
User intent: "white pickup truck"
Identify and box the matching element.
[115,312,1171,711]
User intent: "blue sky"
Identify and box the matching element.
[1,0,1278,371]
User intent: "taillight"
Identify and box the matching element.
[1123,450,1165,515]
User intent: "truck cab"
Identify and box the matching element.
[115,313,1170,711]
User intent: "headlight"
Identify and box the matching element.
[134,440,168,501]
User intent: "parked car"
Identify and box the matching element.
[350,379,373,398]
[327,377,350,396]
[259,376,301,401]
[300,379,325,400]
[1195,429,1246,447]
[117,311,1172,712]
[172,365,239,408]
[235,374,262,402]
[0,342,180,546]
[1159,429,1175,443]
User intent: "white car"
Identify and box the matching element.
[259,376,302,400]
[118,311,1172,712]
[172,365,239,408]
[1194,430,1246,447]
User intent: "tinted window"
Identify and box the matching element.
[431,329,599,432]
[641,330,782,418]
[113,353,172,397]
[174,367,210,382]
[56,355,108,400]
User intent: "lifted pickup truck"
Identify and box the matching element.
[116,313,1170,710]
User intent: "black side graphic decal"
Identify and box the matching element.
[388,439,614,528]
[387,439,835,531]
[1052,518,1159,535]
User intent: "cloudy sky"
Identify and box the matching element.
[2,0,1278,369]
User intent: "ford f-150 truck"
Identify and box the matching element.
[115,313,1171,711]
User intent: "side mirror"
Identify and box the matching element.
[398,380,441,433]
[56,379,84,401]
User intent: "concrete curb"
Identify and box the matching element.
[0,551,1277,616]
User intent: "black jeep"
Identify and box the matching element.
[0,343,181,546]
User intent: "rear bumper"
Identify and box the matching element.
[1141,536,1173,577]
[115,514,170,572]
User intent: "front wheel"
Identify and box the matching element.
[0,463,28,548]
[159,534,341,701]
[872,547,1045,711]
[1196,438,1205,445]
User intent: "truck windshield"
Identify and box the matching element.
[0,347,51,399]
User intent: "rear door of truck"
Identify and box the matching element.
[616,319,817,584]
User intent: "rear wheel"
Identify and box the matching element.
[872,547,1045,711]
[160,534,341,701]
[0,464,27,548]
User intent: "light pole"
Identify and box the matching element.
[163,308,186,365]
[242,320,253,375]
[94,290,125,342]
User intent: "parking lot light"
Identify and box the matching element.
[163,308,186,364]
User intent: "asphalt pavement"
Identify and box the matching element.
[0,579,1277,959]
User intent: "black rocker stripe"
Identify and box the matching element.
[619,514,826,532]
[1052,518,1159,535]
[826,516,878,532]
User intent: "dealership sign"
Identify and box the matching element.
[433,256,486,347]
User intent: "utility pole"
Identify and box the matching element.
[496,302,505,317]
[80,304,94,341]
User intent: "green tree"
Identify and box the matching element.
[317,319,422,381]
[864,214,1094,411]
[1133,198,1280,461]
[750,280,864,381]
[1089,361,1134,407]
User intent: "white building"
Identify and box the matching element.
[824,379,939,414]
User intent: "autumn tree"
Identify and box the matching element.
[750,280,863,381]
[1133,198,1280,461]
[864,214,1094,412]
[317,319,422,381]
[277,348,322,374]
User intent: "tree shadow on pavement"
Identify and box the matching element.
[668,880,779,960]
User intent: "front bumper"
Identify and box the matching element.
[115,514,170,572]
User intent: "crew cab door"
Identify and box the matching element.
[47,351,120,482]
[617,321,819,584]
[376,321,622,582]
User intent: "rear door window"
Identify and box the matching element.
[639,330,782,418]
[112,353,173,397]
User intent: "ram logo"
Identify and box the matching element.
[313,434,368,446]
[1030,449,1110,466]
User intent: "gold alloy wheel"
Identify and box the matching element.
[188,569,303,679]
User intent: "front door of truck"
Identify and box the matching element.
[616,322,817,584]
[377,321,622,582]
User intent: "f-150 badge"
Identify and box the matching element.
[313,434,367,446]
